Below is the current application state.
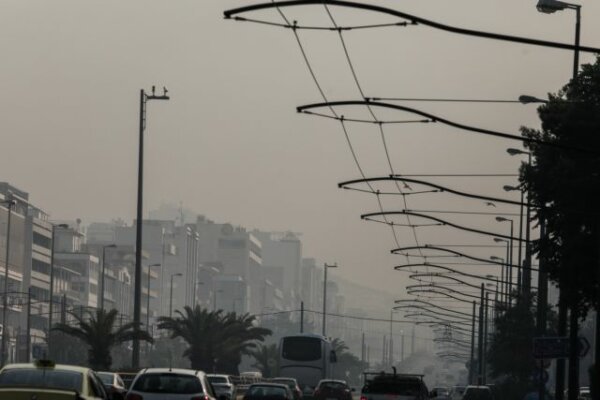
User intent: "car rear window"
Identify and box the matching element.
[363,379,422,396]
[209,376,229,384]
[273,380,295,388]
[0,368,83,392]
[463,388,492,400]
[320,382,347,390]
[133,373,203,394]
[97,373,114,385]
[247,385,287,397]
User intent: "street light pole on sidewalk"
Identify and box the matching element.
[132,86,169,369]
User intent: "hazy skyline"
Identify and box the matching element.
[1,0,597,295]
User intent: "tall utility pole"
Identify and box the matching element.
[477,284,485,385]
[322,263,337,336]
[535,2,583,396]
[469,301,476,384]
[133,86,169,369]
[1,199,15,366]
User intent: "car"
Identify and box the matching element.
[208,374,237,400]
[450,386,467,400]
[580,387,591,400]
[243,383,295,400]
[313,379,353,400]
[462,386,493,400]
[271,377,302,400]
[361,371,429,400]
[431,387,451,400]
[126,368,218,400]
[97,371,127,400]
[0,359,114,399]
[116,371,139,390]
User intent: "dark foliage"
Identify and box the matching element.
[520,56,600,316]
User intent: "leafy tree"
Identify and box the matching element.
[158,306,271,374]
[331,338,349,355]
[520,56,600,316]
[52,308,153,370]
[250,343,279,378]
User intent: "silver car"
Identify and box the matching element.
[208,374,236,400]
[127,368,218,400]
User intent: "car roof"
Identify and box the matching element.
[138,368,205,376]
[250,383,290,388]
[319,379,347,384]
[208,374,230,378]
[0,363,90,374]
[272,378,297,381]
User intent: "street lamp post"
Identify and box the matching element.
[322,263,338,336]
[535,3,581,398]
[133,86,169,369]
[490,256,507,306]
[146,263,161,331]
[169,273,182,319]
[0,199,15,366]
[99,244,117,311]
[493,237,512,304]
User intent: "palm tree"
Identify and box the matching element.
[250,343,279,378]
[158,306,271,374]
[216,312,272,374]
[331,338,349,355]
[157,306,222,371]
[52,308,153,370]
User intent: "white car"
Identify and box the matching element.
[208,374,236,400]
[126,368,218,400]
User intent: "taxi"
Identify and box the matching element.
[0,359,115,400]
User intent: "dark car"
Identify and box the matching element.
[271,378,302,400]
[97,372,127,400]
[361,372,429,400]
[244,383,295,400]
[313,380,353,400]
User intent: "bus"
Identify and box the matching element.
[278,334,337,395]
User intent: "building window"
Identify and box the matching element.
[33,232,51,248]
[32,259,49,274]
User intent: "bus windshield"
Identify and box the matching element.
[282,337,322,361]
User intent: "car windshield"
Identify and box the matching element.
[209,376,229,384]
[97,373,114,385]
[247,385,288,397]
[133,373,203,394]
[363,379,422,396]
[0,368,83,392]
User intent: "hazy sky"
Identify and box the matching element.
[1,0,598,298]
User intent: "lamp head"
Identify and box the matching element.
[496,216,508,222]
[503,185,518,192]
[518,95,547,104]
[506,148,526,156]
[536,0,569,13]
[493,238,506,243]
